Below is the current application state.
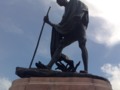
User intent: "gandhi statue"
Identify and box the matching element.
[43,0,89,73]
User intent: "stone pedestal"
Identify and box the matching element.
[9,77,112,90]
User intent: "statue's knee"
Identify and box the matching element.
[79,42,85,47]
[58,44,64,49]
[79,39,86,48]
[79,44,84,50]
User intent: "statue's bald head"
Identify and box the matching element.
[56,0,68,6]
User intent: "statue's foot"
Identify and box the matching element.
[36,61,49,70]
[80,70,88,74]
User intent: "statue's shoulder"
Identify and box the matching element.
[78,1,88,11]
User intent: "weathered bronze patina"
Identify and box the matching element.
[42,0,89,72]
[16,0,89,77]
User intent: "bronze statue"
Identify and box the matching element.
[43,0,89,73]
[16,0,90,78]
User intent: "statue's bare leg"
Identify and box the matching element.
[47,39,75,69]
[78,39,88,72]
[47,41,64,69]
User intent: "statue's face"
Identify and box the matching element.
[57,0,67,6]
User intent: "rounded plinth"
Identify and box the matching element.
[9,77,112,90]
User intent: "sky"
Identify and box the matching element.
[0,0,120,90]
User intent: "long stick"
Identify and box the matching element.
[29,6,51,68]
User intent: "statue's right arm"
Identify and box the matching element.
[44,15,58,27]
[47,21,56,27]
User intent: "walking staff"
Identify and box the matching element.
[29,6,51,68]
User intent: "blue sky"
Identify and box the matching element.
[0,0,120,90]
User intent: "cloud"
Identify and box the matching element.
[0,77,11,90]
[87,16,114,47]
[82,0,120,47]
[101,64,120,90]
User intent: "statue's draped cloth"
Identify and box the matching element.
[50,0,89,56]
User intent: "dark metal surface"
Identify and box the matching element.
[16,67,110,84]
